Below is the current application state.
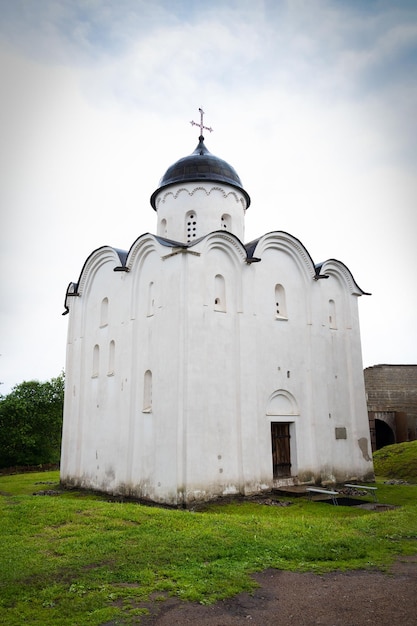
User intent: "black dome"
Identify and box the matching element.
[150,136,250,209]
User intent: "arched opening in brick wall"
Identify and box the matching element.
[375,419,395,449]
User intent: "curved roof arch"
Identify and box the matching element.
[197,230,247,264]
[247,231,317,283]
[317,259,370,296]
[125,233,169,273]
[75,246,128,296]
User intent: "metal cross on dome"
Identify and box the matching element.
[190,108,213,136]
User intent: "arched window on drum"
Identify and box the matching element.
[221,213,231,231]
[185,211,197,242]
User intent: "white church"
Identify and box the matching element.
[60,111,374,506]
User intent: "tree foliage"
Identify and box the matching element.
[0,373,65,468]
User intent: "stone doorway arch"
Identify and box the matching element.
[375,418,395,449]
[266,390,299,481]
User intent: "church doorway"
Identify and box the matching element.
[271,422,291,478]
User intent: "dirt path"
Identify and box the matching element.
[137,556,417,625]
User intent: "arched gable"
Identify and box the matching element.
[126,233,165,273]
[197,232,246,313]
[318,259,369,296]
[127,234,165,320]
[77,246,127,296]
[248,232,315,323]
[266,389,299,416]
[252,231,316,284]
[198,231,247,263]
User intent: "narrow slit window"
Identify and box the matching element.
[92,344,99,378]
[275,284,287,319]
[108,340,115,375]
[100,297,108,327]
[143,370,152,413]
[329,299,337,329]
[147,281,155,316]
[214,274,226,312]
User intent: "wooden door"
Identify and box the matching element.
[271,422,291,478]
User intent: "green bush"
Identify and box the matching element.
[0,373,64,468]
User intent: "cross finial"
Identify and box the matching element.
[190,107,213,137]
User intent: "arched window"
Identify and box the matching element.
[92,344,99,377]
[147,281,155,317]
[160,218,167,236]
[108,340,115,375]
[143,370,152,413]
[221,213,231,231]
[100,297,108,327]
[329,299,337,329]
[185,211,197,243]
[275,284,287,319]
[214,274,226,312]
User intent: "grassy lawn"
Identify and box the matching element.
[1,449,416,625]
[373,440,417,481]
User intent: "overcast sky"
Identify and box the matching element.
[1,0,416,394]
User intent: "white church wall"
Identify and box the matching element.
[126,245,185,503]
[234,280,271,492]
[249,233,319,484]
[179,239,245,500]
[124,247,159,499]
[308,264,373,482]
[62,248,134,492]
[84,275,129,491]
[61,288,83,480]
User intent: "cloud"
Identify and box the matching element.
[1,0,416,392]
[0,0,178,64]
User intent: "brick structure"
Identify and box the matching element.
[364,365,417,451]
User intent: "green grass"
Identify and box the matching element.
[1,452,417,625]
